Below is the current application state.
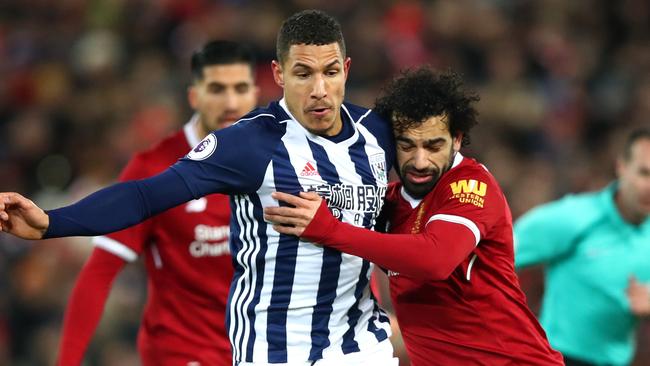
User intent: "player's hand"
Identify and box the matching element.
[627,276,650,317]
[0,192,49,240]
[264,191,322,237]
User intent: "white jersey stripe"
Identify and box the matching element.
[92,236,138,262]
[427,214,481,245]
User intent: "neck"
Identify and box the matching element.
[194,118,209,140]
[615,189,645,225]
[326,115,343,136]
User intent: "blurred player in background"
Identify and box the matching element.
[514,127,650,366]
[264,67,564,365]
[56,40,259,366]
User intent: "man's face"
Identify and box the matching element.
[272,43,350,136]
[617,138,650,222]
[395,115,462,199]
[188,63,259,135]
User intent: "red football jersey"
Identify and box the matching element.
[94,121,233,365]
[384,154,562,365]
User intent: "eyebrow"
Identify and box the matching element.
[396,136,447,145]
[292,59,341,70]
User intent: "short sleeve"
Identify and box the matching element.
[425,166,505,246]
[514,195,596,268]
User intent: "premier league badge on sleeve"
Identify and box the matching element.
[188,134,217,160]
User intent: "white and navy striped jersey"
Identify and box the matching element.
[171,99,395,364]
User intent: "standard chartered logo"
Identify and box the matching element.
[189,225,230,257]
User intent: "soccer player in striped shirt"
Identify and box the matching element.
[56,40,259,366]
[0,10,398,366]
[265,68,564,365]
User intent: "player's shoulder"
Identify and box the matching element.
[232,102,289,131]
[440,154,497,187]
[429,153,503,209]
[536,186,607,218]
[342,102,388,127]
[211,102,288,145]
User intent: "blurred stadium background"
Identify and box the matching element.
[0,0,648,365]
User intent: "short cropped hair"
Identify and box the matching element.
[190,40,256,81]
[375,67,480,147]
[276,10,346,64]
[623,127,650,160]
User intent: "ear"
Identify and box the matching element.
[452,133,463,153]
[343,57,351,80]
[188,85,198,110]
[272,60,284,88]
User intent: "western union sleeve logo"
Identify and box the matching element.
[449,179,487,208]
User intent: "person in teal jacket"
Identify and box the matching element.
[514,127,650,366]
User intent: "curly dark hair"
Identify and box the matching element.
[375,67,479,147]
[276,10,346,64]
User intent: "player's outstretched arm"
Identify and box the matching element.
[1,168,195,240]
[0,192,49,239]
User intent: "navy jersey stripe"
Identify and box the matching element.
[366,303,389,343]
[267,142,303,363]
[307,140,343,361]
[341,259,371,353]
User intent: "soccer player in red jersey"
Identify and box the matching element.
[265,68,564,365]
[56,40,259,366]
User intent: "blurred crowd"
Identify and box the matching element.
[0,0,648,365]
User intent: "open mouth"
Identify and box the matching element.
[308,107,331,117]
[406,172,433,184]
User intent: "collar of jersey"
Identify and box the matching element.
[183,114,202,148]
[602,181,650,230]
[278,98,359,148]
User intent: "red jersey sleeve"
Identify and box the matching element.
[56,248,126,366]
[93,153,157,260]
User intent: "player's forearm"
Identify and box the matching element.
[302,202,476,281]
[57,249,126,366]
[45,169,193,238]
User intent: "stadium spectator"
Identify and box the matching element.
[514,127,650,366]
